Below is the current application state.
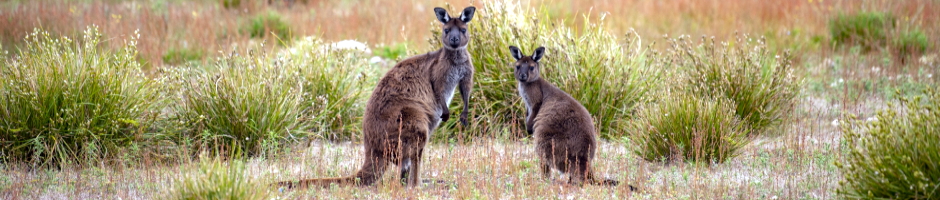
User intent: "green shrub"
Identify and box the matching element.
[221,0,240,9]
[168,37,375,155]
[0,27,156,166]
[169,158,271,200]
[163,47,205,65]
[838,89,940,199]
[170,49,307,157]
[374,43,409,61]
[678,36,799,135]
[892,29,929,58]
[244,11,292,40]
[829,12,895,51]
[429,1,660,140]
[282,37,378,140]
[629,92,749,163]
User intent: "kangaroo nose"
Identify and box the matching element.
[450,37,458,43]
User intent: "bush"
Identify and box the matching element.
[221,0,241,9]
[0,27,156,166]
[892,29,929,58]
[244,11,292,40]
[629,93,749,163]
[429,1,660,140]
[169,49,307,157]
[163,47,206,66]
[167,37,375,156]
[374,43,409,61]
[829,12,895,51]
[838,89,940,199]
[169,158,271,200]
[282,37,378,140]
[677,36,799,136]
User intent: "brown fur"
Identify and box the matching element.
[277,6,476,189]
[510,46,634,190]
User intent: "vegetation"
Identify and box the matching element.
[166,36,375,156]
[838,89,940,199]
[0,0,937,199]
[829,12,895,51]
[892,28,930,58]
[168,49,307,157]
[168,158,272,200]
[373,42,409,61]
[163,47,206,66]
[629,92,749,163]
[283,37,378,140]
[677,36,799,135]
[0,27,156,166]
[244,11,293,40]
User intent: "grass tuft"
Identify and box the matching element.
[163,47,206,66]
[838,88,940,199]
[629,92,749,163]
[829,12,895,52]
[892,28,930,59]
[677,35,799,136]
[166,37,377,156]
[168,47,307,157]
[373,42,409,61]
[244,11,293,40]
[283,37,378,140]
[0,27,156,166]
[168,158,271,200]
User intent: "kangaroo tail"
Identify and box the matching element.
[586,169,637,191]
[276,155,389,189]
[276,177,358,189]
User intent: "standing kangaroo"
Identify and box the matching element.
[278,6,476,188]
[510,46,632,189]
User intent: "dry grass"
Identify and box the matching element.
[2,0,937,67]
[0,100,843,199]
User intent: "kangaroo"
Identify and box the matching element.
[510,46,633,189]
[277,6,476,188]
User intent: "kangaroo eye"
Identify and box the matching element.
[529,67,534,70]
[515,65,520,70]
[459,28,467,33]
[443,28,450,34]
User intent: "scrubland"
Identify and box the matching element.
[1,0,938,199]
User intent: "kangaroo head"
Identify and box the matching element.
[509,46,545,83]
[434,6,475,50]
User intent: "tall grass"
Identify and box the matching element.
[168,158,272,200]
[167,37,376,156]
[829,12,895,52]
[0,27,156,166]
[430,1,660,140]
[282,37,378,140]
[629,92,749,163]
[838,89,940,199]
[169,46,308,157]
[244,11,293,40]
[676,35,799,136]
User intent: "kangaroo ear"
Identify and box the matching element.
[532,46,546,62]
[460,6,476,23]
[434,7,450,23]
[509,46,523,61]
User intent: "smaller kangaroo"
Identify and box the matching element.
[510,46,633,189]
